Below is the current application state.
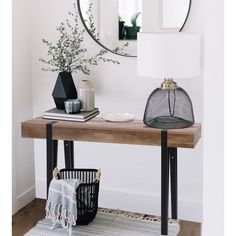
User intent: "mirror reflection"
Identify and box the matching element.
[119,0,142,40]
[78,0,191,57]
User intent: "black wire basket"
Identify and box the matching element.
[59,168,100,225]
[143,87,194,129]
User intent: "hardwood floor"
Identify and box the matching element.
[12,199,45,236]
[12,199,201,236]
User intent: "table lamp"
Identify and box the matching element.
[137,32,200,129]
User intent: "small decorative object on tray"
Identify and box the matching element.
[43,107,99,122]
[64,99,81,114]
[102,113,135,122]
[78,80,95,112]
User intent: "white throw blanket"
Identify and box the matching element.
[45,179,81,234]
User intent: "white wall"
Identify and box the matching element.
[202,0,224,234]
[12,0,35,214]
[30,0,203,222]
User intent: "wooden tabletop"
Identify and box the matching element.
[21,117,201,148]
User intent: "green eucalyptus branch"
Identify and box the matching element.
[39,3,119,75]
[85,3,100,40]
[113,42,129,54]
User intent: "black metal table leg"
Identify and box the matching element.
[170,147,178,219]
[64,141,74,169]
[161,130,169,235]
[46,122,58,196]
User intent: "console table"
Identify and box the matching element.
[21,117,201,235]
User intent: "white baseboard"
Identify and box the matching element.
[35,179,47,199]
[13,186,36,214]
[99,187,202,223]
[35,179,202,222]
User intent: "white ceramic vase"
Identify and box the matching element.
[78,80,95,111]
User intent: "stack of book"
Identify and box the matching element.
[43,108,99,122]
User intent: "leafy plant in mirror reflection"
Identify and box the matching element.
[118,16,123,22]
[131,12,141,28]
[85,2,129,55]
[39,3,119,75]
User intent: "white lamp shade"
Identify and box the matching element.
[137,32,201,78]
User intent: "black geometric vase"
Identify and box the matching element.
[52,71,77,110]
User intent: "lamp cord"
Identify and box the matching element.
[168,89,176,117]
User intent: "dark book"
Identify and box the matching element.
[43,108,99,122]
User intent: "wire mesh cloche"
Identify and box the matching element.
[143,82,194,129]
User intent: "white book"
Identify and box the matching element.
[43,108,99,119]
[43,111,99,122]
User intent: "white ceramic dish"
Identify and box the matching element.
[102,113,136,122]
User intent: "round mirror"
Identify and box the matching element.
[77,0,191,57]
